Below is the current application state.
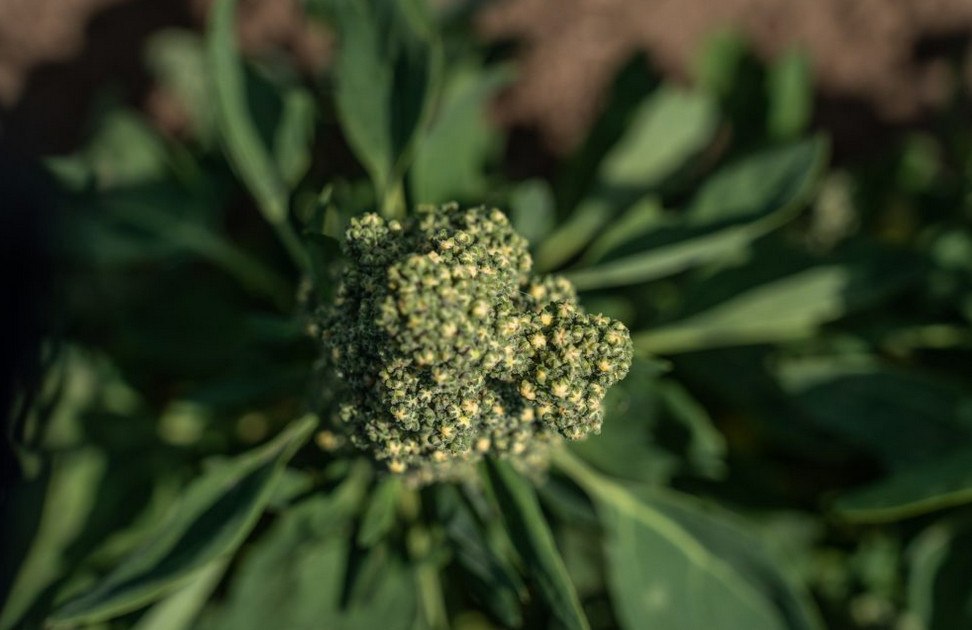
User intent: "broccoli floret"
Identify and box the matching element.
[319,204,632,484]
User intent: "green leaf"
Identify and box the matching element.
[273,88,316,188]
[48,416,317,626]
[634,244,916,354]
[579,196,664,264]
[536,87,720,271]
[484,459,590,630]
[0,450,106,630]
[410,64,511,204]
[777,358,972,471]
[207,0,288,223]
[357,476,402,547]
[907,517,972,630]
[766,50,812,140]
[565,138,828,290]
[206,488,414,630]
[597,86,718,190]
[204,497,351,630]
[509,179,557,245]
[145,29,215,146]
[434,486,525,628]
[834,446,972,522]
[330,0,441,214]
[554,450,791,630]
[131,560,228,630]
[634,265,852,354]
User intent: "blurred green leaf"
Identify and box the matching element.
[640,491,825,630]
[555,451,792,630]
[330,0,441,215]
[484,459,590,630]
[777,358,972,470]
[145,29,215,146]
[536,87,720,271]
[657,380,728,479]
[273,89,316,188]
[207,0,288,223]
[766,50,812,140]
[49,416,317,626]
[634,265,852,354]
[410,64,511,204]
[435,486,525,628]
[204,464,410,630]
[634,243,917,354]
[357,476,402,547]
[598,86,718,190]
[131,559,228,630]
[566,138,828,289]
[0,450,106,630]
[907,517,972,630]
[580,196,664,265]
[509,179,557,245]
[834,446,972,522]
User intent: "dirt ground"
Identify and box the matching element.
[480,0,972,153]
[2,0,971,155]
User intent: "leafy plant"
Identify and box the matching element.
[4,2,972,629]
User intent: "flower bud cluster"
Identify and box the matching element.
[319,204,632,483]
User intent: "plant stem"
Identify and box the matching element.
[272,218,310,274]
[381,180,407,220]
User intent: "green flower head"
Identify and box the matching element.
[319,204,632,484]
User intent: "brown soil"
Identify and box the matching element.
[0,0,330,154]
[478,0,972,153]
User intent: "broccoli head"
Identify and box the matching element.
[319,204,632,484]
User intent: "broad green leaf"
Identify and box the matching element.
[536,87,720,271]
[206,483,413,630]
[634,245,915,355]
[330,0,441,214]
[598,86,718,189]
[907,517,972,630]
[207,0,288,223]
[0,450,105,630]
[132,560,228,630]
[777,358,972,470]
[49,416,317,626]
[766,50,812,140]
[357,476,402,547]
[44,107,171,192]
[566,138,827,290]
[834,446,972,522]
[145,29,215,146]
[639,491,825,630]
[554,451,790,630]
[535,197,613,272]
[509,179,557,245]
[634,266,851,354]
[410,64,511,204]
[685,137,826,224]
[204,497,351,630]
[273,89,316,188]
[579,196,664,264]
[484,459,590,630]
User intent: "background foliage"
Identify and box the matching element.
[3,1,972,629]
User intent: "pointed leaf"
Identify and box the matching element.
[485,459,590,630]
[49,416,317,626]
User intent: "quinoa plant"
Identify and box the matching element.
[319,204,631,484]
[5,0,972,629]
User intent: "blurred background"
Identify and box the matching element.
[2,1,972,629]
